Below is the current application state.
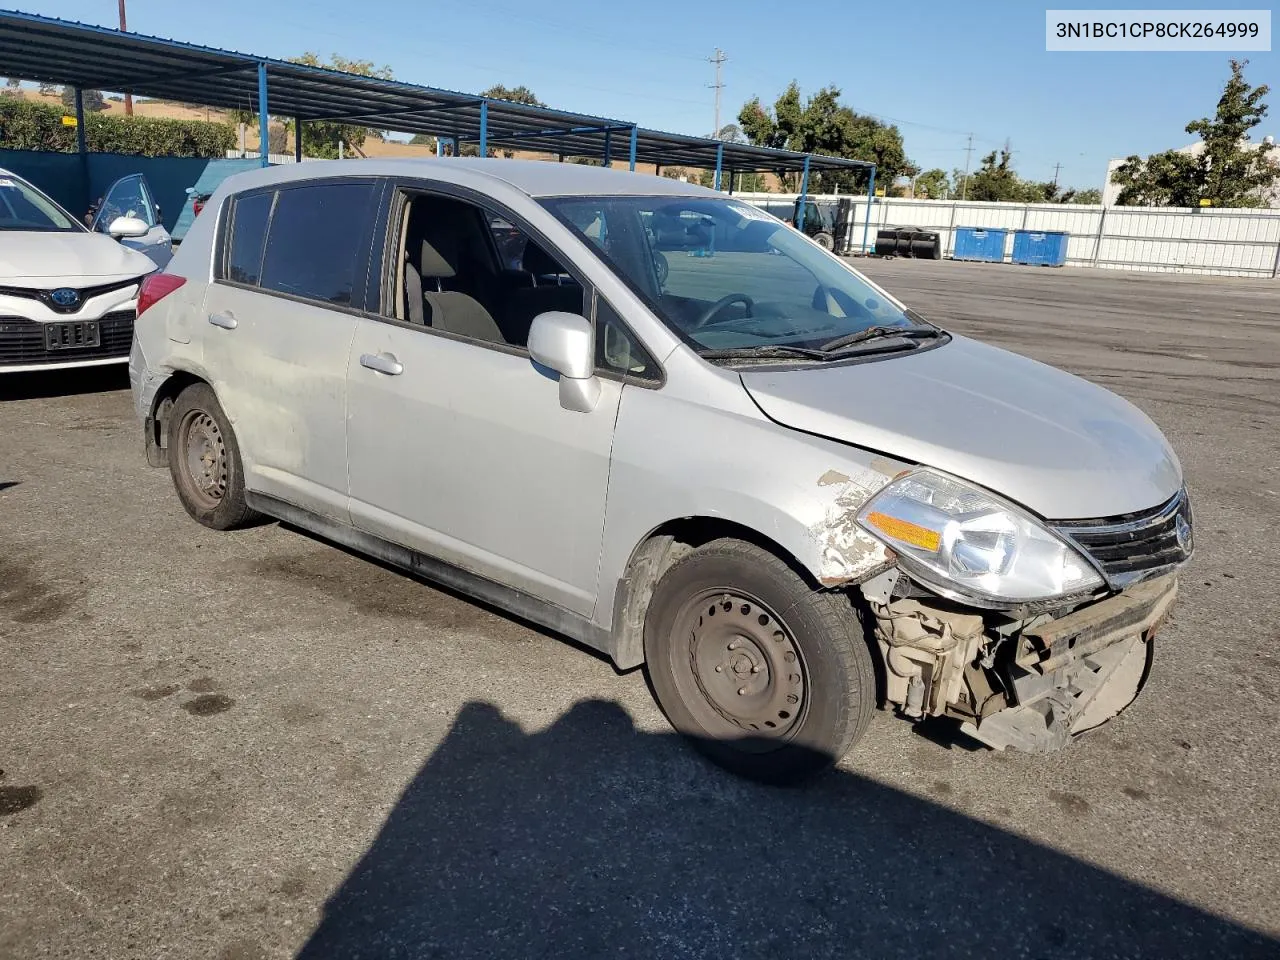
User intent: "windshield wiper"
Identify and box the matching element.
[698,344,830,361]
[817,324,941,354]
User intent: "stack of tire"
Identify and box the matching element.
[874,226,942,260]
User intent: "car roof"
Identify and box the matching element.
[212,157,719,200]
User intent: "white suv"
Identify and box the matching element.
[131,159,1190,781]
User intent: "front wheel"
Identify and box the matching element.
[813,231,834,251]
[644,539,876,784]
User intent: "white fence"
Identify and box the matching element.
[735,192,1280,278]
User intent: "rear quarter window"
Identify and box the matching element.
[224,192,272,285]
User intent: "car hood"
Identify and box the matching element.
[0,231,155,283]
[739,335,1182,519]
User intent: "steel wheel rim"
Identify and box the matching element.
[668,588,809,751]
[181,410,228,509]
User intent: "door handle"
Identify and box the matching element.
[207,312,237,330]
[360,352,403,376]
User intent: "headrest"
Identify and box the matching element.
[418,238,456,279]
[521,240,563,277]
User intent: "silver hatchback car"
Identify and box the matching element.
[130,159,1192,782]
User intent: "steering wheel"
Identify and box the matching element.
[691,293,754,330]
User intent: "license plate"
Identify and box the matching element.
[45,321,100,351]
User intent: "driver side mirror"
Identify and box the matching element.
[107,216,149,240]
[528,311,600,413]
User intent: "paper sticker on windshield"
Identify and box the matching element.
[0,179,16,188]
[731,202,776,222]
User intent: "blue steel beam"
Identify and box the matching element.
[862,165,877,254]
[629,125,638,171]
[796,155,811,230]
[309,100,484,124]
[73,88,86,155]
[453,123,622,143]
[257,62,269,167]
[478,101,488,157]
[714,142,723,191]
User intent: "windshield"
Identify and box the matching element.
[0,175,81,233]
[542,195,922,354]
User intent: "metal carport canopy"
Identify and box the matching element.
[0,9,873,180]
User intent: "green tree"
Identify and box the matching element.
[738,82,908,193]
[915,168,949,199]
[285,52,394,158]
[480,84,544,106]
[409,132,437,149]
[1065,187,1102,204]
[37,81,56,96]
[60,86,106,113]
[1112,59,1275,207]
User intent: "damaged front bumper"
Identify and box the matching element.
[863,573,1178,753]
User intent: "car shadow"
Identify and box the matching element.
[297,699,1274,960]
[0,366,130,401]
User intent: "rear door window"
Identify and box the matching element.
[224,192,273,285]
[259,181,378,306]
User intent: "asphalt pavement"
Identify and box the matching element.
[1,258,1278,958]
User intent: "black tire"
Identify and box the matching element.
[644,538,876,784]
[813,231,834,251]
[167,382,260,530]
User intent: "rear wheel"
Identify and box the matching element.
[644,539,876,784]
[167,383,259,530]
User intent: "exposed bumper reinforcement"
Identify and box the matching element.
[960,576,1176,752]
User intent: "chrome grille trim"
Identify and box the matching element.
[1053,488,1193,589]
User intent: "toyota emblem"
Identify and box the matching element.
[50,288,80,308]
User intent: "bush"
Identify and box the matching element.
[0,97,234,158]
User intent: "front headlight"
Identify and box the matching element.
[856,469,1103,604]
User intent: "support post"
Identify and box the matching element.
[1092,206,1109,267]
[479,101,488,157]
[946,200,959,257]
[714,142,724,191]
[797,156,811,231]
[654,163,661,177]
[257,62,270,167]
[603,130,612,167]
[436,137,443,157]
[628,125,637,172]
[728,170,736,195]
[862,165,876,254]
[73,88,87,156]
[74,88,88,214]
[294,117,303,163]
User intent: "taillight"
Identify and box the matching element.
[137,273,186,317]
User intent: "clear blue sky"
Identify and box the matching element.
[31,0,1279,189]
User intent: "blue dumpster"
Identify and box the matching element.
[953,227,1007,262]
[1012,230,1069,266]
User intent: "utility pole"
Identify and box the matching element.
[118,0,133,115]
[1051,162,1062,187]
[709,48,726,138]
[960,132,973,201]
